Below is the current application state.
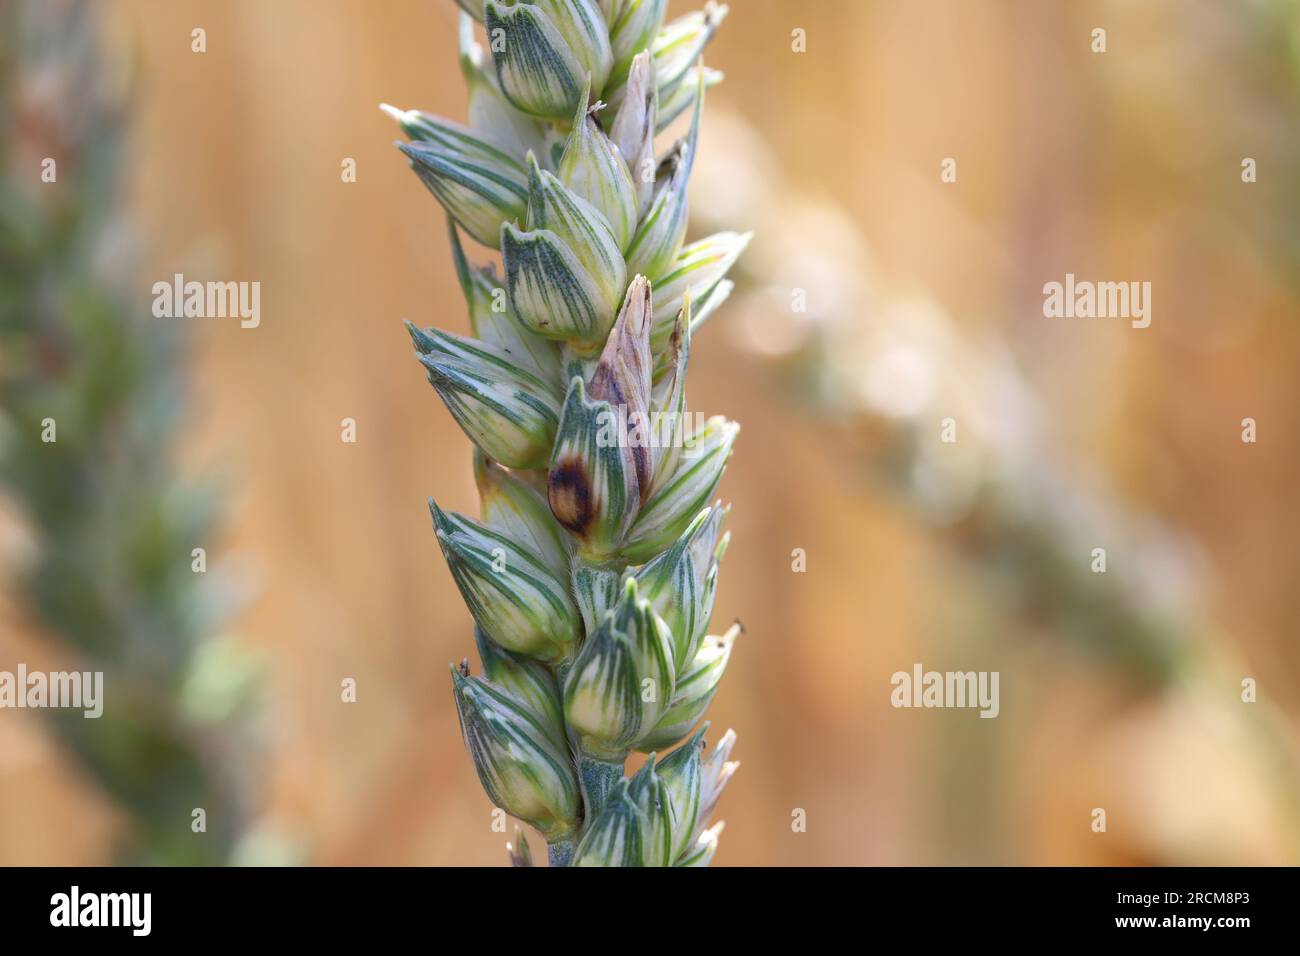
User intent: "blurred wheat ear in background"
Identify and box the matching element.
[0,0,278,865]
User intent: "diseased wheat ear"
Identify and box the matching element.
[385,0,744,867]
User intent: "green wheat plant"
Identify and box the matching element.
[385,0,746,866]
[0,1,264,864]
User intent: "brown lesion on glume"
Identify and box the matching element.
[629,443,651,504]
[587,363,625,407]
[549,455,593,535]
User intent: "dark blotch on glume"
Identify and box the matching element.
[549,457,592,535]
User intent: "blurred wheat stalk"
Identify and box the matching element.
[0,0,265,865]
[695,110,1300,863]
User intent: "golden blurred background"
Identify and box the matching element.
[2,0,1299,865]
